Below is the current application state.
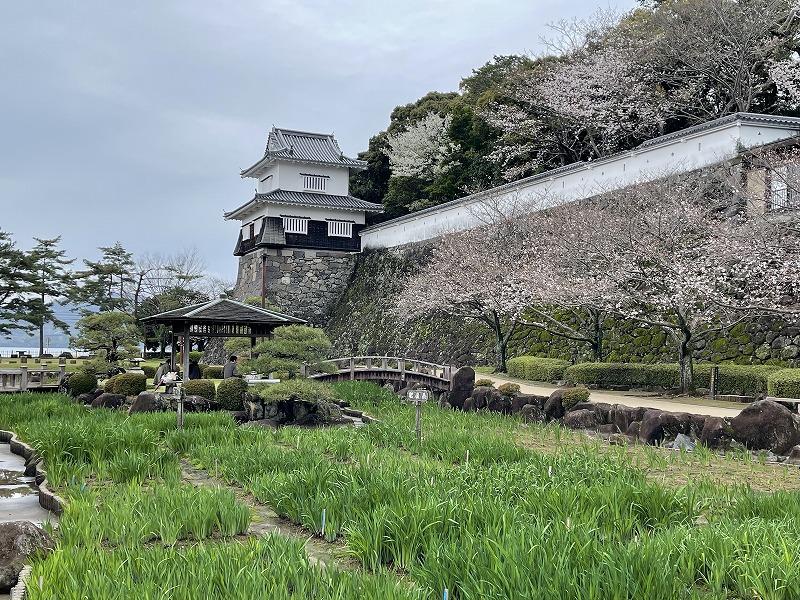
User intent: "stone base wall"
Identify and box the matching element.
[234,247,356,326]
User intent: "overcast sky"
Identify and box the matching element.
[1,0,638,283]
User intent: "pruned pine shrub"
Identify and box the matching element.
[182,379,216,401]
[767,369,800,398]
[104,375,119,392]
[215,377,248,411]
[474,378,495,387]
[255,379,338,405]
[107,373,147,396]
[66,373,97,397]
[141,364,156,379]
[203,365,224,379]
[497,383,520,396]
[561,387,590,409]
[507,357,570,381]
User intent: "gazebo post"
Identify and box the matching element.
[178,321,189,428]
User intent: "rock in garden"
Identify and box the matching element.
[625,421,641,438]
[670,433,695,451]
[184,396,218,412]
[563,409,598,430]
[659,412,692,439]
[700,416,732,450]
[487,390,511,414]
[512,394,546,414]
[128,392,163,414]
[0,521,54,592]
[469,386,492,410]
[90,393,126,409]
[785,445,800,465]
[570,401,612,425]
[543,389,567,420]
[730,400,800,455]
[520,404,546,424]
[448,366,475,409]
[244,398,264,421]
[611,405,648,433]
[639,410,665,445]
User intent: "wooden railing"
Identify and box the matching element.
[0,366,67,392]
[302,356,454,390]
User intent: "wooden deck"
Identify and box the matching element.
[0,366,67,392]
[303,357,454,391]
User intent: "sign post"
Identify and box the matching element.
[407,388,431,443]
[173,382,185,428]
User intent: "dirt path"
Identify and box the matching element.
[481,372,745,418]
[180,460,355,571]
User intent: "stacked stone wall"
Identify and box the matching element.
[234,247,355,326]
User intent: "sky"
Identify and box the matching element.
[1,0,639,285]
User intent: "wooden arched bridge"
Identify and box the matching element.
[302,357,454,391]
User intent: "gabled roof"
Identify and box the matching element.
[142,298,306,325]
[241,127,367,176]
[224,191,383,221]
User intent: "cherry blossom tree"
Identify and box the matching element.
[384,112,458,179]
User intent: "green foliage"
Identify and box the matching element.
[203,365,223,379]
[189,351,203,364]
[0,230,39,337]
[106,373,147,396]
[245,325,332,379]
[767,369,800,398]
[66,372,97,397]
[141,364,156,379]
[507,357,570,381]
[215,377,248,411]
[565,363,680,389]
[560,387,591,410]
[70,311,141,363]
[182,379,216,401]
[693,364,782,396]
[254,379,339,406]
[474,378,495,387]
[497,383,520,396]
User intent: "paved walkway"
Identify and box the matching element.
[0,443,55,526]
[482,372,744,418]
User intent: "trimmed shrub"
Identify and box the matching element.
[104,374,119,392]
[694,364,781,396]
[561,387,590,410]
[106,373,147,396]
[497,383,520,396]
[203,365,224,379]
[182,379,216,401]
[66,373,97,397]
[141,364,156,379]
[189,351,203,364]
[255,379,339,405]
[767,368,800,398]
[507,357,570,381]
[216,377,249,411]
[564,363,679,389]
[474,378,495,387]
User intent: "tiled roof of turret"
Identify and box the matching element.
[224,191,383,220]
[241,127,366,175]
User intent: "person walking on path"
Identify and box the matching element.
[223,355,238,379]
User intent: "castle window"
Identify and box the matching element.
[327,219,353,237]
[302,173,328,192]
[770,165,800,211]
[282,216,309,235]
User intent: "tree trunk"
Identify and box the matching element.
[591,309,603,362]
[677,332,694,394]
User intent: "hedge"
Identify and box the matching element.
[694,364,782,396]
[507,357,570,381]
[104,373,147,396]
[216,377,248,411]
[203,365,224,379]
[182,379,216,401]
[564,363,679,389]
[561,387,590,409]
[767,368,800,398]
[66,373,98,397]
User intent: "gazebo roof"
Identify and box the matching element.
[142,298,306,338]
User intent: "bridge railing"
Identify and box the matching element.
[302,356,453,382]
[0,366,67,392]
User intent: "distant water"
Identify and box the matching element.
[0,347,78,357]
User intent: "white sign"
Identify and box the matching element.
[407,389,430,403]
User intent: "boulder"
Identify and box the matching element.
[448,367,475,409]
[0,521,54,592]
[785,445,800,466]
[543,389,567,420]
[669,433,696,451]
[659,412,692,439]
[625,421,641,438]
[184,395,218,412]
[700,416,733,450]
[563,409,598,430]
[244,398,264,422]
[468,387,492,411]
[128,392,163,414]
[730,400,800,455]
[512,394,547,414]
[611,405,648,432]
[639,410,665,445]
[487,390,512,414]
[570,401,612,425]
[597,423,621,435]
[689,414,710,438]
[90,393,125,409]
[520,404,547,424]
[462,397,476,412]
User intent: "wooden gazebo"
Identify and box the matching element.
[141,298,306,377]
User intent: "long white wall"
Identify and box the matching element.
[361,114,800,249]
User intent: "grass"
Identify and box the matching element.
[5,384,800,599]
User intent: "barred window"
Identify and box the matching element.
[327,220,353,237]
[770,165,800,211]
[282,216,309,235]
[302,174,327,192]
